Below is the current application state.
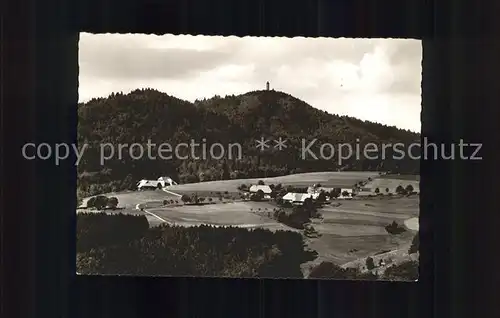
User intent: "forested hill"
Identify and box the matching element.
[194,90,418,143]
[77,88,420,197]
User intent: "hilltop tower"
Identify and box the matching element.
[266,81,270,91]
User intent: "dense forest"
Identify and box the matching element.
[77,89,420,198]
[77,213,318,277]
[76,213,417,280]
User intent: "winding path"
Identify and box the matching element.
[162,188,183,197]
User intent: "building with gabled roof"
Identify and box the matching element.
[282,192,314,204]
[249,185,273,194]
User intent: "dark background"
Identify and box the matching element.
[2,0,498,317]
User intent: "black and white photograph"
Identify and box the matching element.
[76,33,421,280]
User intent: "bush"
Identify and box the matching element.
[86,196,96,208]
[384,260,419,281]
[273,208,286,220]
[304,225,319,238]
[365,257,375,270]
[181,194,191,203]
[87,195,109,210]
[316,191,327,203]
[385,220,406,235]
[394,185,409,195]
[250,190,265,201]
[190,194,200,204]
[329,188,341,199]
[288,208,309,228]
[272,206,311,229]
[282,201,292,208]
[107,197,119,209]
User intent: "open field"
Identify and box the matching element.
[165,171,380,194]
[145,201,296,231]
[302,233,414,271]
[78,189,294,231]
[303,197,419,268]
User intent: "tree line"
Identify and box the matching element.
[76,213,418,280]
[77,213,317,277]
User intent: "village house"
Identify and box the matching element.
[337,188,353,199]
[249,185,273,194]
[307,186,334,194]
[137,176,178,190]
[249,184,273,199]
[282,192,315,205]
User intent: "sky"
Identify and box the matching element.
[79,33,422,132]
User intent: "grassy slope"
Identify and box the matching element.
[302,196,419,271]
[165,171,381,193]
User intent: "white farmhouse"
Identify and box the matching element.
[282,192,314,205]
[137,176,178,190]
[158,176,177,186]
[249,185,273,194]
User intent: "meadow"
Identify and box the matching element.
[164,171,381,194]
[77,171,420,271]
